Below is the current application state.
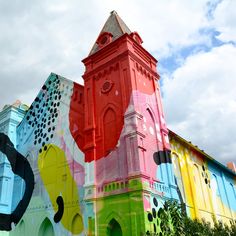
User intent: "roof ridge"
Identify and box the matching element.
[115,12,131,34]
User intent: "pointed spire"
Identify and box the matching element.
[89,11,132,56]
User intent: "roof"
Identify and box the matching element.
[168,129,236,177]
[89,10,132,56]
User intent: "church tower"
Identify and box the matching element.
[82,11,178,235]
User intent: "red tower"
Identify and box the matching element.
[82,10,170,176]
[71,11,175,235]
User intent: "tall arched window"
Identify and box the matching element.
[193,164,205,209]
[38,218,54,236]
[143,108,162,180]
[71,213,83,234]
[211,174,223,216]
[107,218,122,236]
[172,153,185,202]
[103,108,117,154]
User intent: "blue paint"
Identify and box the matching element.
[0,103,27,215]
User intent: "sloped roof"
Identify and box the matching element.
[168,129,236,176]
[89,10,132,56]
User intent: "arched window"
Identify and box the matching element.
[193,164,205,209]
[71,213,83,234]
[172,153,185,202]
[107,218,122,236]
[143,108,162,180]
[211,174,224,215]
[103,108,117,154]
[38,218,54,236]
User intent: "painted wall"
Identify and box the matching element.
[170,134,236,225]
[0,102,28,234]
[0,20,235,236]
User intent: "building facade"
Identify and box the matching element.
[0,11,235,236]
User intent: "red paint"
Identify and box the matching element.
[70,30,168,163]
[69,83,85,152]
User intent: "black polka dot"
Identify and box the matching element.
[152,208,156,218]
[153,223,156,233]
[44,146,47,151]
[153,197,158,207]
[205,178,208,184]
[148,213,153,222]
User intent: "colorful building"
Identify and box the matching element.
[0,11,235,236]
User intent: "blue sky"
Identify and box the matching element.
[0,0,235,164]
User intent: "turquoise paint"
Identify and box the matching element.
[0,103,27,215]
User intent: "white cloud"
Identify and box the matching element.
[212,0,236,42]
[0,0,212,109]
[162,44,236,164]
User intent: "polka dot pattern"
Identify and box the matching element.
[146,197,168,235]
[25,74,62,152]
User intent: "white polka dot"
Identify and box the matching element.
[149,126,154,135]
[155,123,160,131]
[143,124,147,131]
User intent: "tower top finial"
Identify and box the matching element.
[110,10,117,15]
[89,11,132,56]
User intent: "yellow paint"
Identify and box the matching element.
[38,144,83,234]
[170,139,235,224]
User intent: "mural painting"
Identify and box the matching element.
[0,11,235,236]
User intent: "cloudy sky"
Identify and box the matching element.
[0,0,235,165]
